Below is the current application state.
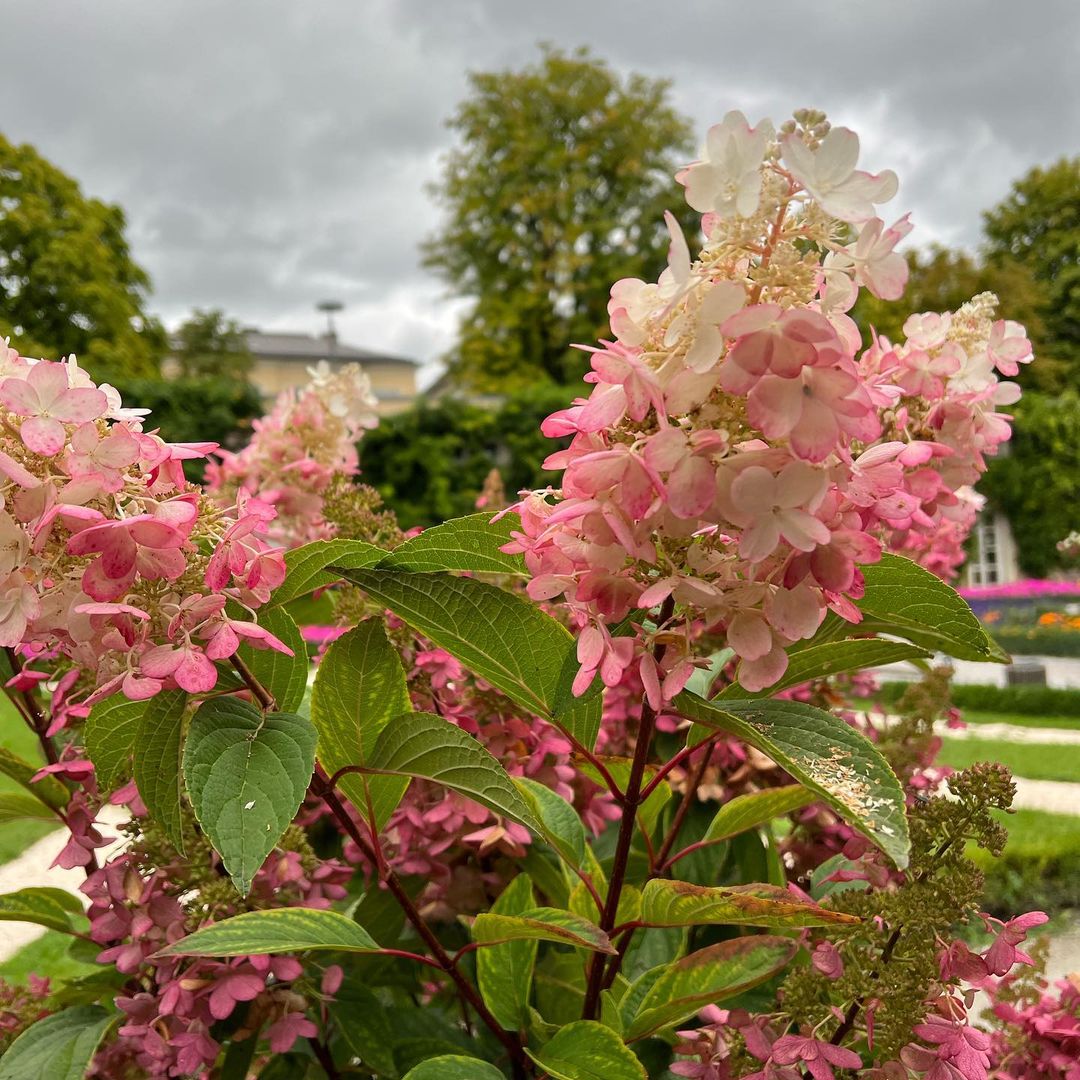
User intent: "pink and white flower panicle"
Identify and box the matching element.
[505,108,1031,703]
[206,361,378,546]
[0,343,289,704]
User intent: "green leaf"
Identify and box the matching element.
[473,907,616,954]
[625,937,797,1040]
[368,711,539,833]
[678,693,910,869]
[684,647,734,698]
[0,1005,115,1080]
[338,568,602,748]
[535,951,588,1025]
[0,887,84,934]
[401,1058,505,1080]
[527,1020,646,1080]
[639,880,860,930]
[156,907,381,957]
[234,606,308,713]
[0,791,58,825]
[270,537,386,608]
[856,552,1009,662]
[133,690,189,853]
[682,785,814,862]
[183,697,316,895]
[513,777,586,868]
[330,978,399,1077]
[84,694,144,791]
[577,757,670,837]
[476,872,536,1030]
[310,621,411,829]
[720,638,931,699]
[220,1035,259,1080]
[0,746,68,810]
[380,512,525,575]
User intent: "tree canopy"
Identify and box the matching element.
[0,133,164,381]
[359,385,572,527]
[171,307,253,381]
[981,390,1080,577]
[983,156,1080,378]
[423,46,695,391]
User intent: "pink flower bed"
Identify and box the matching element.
[959,579,1080,600]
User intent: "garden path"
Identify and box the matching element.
[0,806,126,963]
[936,720,1080,746]
[875,656,1080,689]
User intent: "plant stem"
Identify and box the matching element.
[230,652,276,711]
[580,601,674,1019]
[5,647,59,765]
[307,1034,343,1080]
[581,691,658,1020]
[231,652,524,1070]
[313,776,528,1077]
[652,742,713,873]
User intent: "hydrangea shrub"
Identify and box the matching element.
[0,110,1067,1080]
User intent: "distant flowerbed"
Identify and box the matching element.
[959,578,1080,601]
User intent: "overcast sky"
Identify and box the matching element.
[2,0,1076,384]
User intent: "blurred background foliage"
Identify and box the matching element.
[359,385,571,527]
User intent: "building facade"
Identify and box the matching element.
[963,510,1022,587]
[243,331,418,416]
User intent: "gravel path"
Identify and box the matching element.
[875,655,1080,690]
[1012,777,1080,816]
[0,807,126,964]
[937,720,1080,745]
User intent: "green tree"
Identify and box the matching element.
[983,157,1080,381]
[423,46,694,391]
[359,386,572,527]
[981,391,1080,577]
[171,308,253,380]
[0,134,164,381]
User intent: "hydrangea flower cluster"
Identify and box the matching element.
[671,913,1051,1080]
[0,345,289,702]
[206,361,378,546]
[505,109,1029,699]
[83,832,350,1078]
[1058,530,1080,562]
[984,966,1080,1078]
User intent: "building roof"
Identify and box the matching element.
[244,331,418,367]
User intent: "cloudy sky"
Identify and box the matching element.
[3,0,1076,384]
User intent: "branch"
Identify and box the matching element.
[312,774,528,1076]
[307,1034,342,1080]
[581,597,674,1019]
[4,647,58,766]
[652,741,713,874]
[230,652,276,711]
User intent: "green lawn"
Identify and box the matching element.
[963,709,1080,732]
[0,693,58,863]
[974,807,1080,915]
[940,735,1080,784]
[0,930,100,987]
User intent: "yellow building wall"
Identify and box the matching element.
[249,358,417,416]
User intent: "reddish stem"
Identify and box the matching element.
[313,776,527,1076]
[652,742,714,874]
[230,652,276,711]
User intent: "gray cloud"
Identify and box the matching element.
[2,0,1076,382]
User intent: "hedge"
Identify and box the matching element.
[875,680,1080,717]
